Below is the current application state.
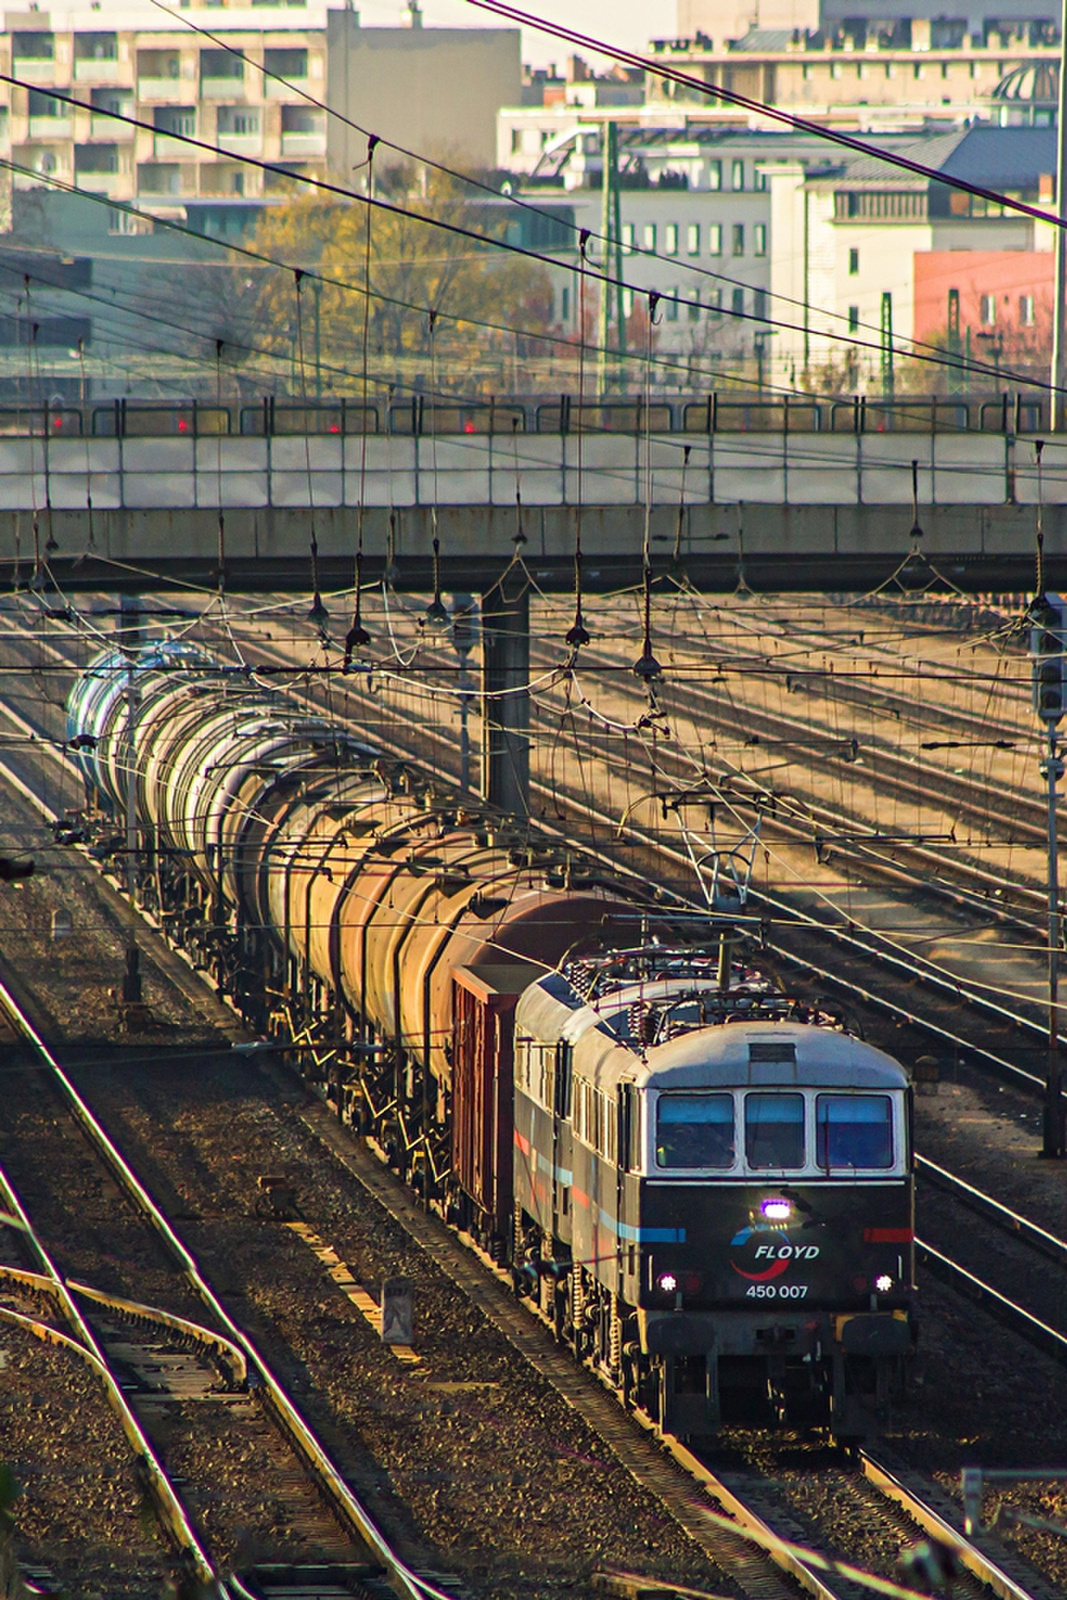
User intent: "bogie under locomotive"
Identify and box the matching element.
[64,643,916,1444]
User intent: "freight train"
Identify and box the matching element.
[65,641,916,1442]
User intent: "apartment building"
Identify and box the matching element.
[0,1,519,232]
[0,3,332,224]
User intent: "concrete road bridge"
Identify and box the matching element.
[3,424,1066,597]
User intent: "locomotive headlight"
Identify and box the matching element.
[874,1274,893,1293]
[657,1272,679,1294]
[761,1197,793,1222]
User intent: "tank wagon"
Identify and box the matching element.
[66,642,916,1440]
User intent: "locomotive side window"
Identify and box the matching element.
[745,1093,804,1169]
[656,1093,734,1168]
[816,1094,893,1168]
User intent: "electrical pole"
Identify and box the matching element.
[1051,0,1067,430]
[881,290,895,398]
[596,120,618,398]
[1031,592,1067,1156]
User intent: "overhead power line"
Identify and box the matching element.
[466,0,1067,234]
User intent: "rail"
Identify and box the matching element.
[862,1453,1042,1600]
[916,1158,1067,1267]
[0,973,442,1600]
[0,1160,217,1587]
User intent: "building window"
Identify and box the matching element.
[155,106,196,137]
[621,222,634,255]
[754,223,766,256]
[642,222,657,252]
[280,106,320,135]
[849,247,859,275]
[830,59,842,79]
[732,223,744,256]
[732,159,744,191]
[754,288,768,319]
[622,287,634,317]
[664,223,678,256]
[686,222,700,255]
[13,32,55,60]
[264,47,308,77]
[219,107,261,135]
[708,223,722,256]
[848,305,859,332]
[74,32,118,62]
[755,167,768,191]
[201,49,243,80]
[75,143,119,173]
[980,293,996,325]
[886,62,895,78]
[913,62,924,79]
[28,91,62,117]
[732,287,745,316]
[1021,294,1036,326]
[666,290,679,322]
[707,159,721,191]
[138,49,181,80]
[688,289,701,322]
[708,288,722,319]
[560,285,569,322]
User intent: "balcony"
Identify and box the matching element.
[201,76,247,99]
[280,131,326,157]
[136,78,186,102]
[12,58,57,82]
[138,161,195,198]
[265,75,309,97]
[152,133,191,159]
[90,115,134,141]
[217,130,263,157]
[74,58,121,83]
[28,116,71,140]
[73,167,125,196]
[12,145,68,185]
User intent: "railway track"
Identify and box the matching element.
[0,967,436,1599]
[0,593,1064,1596]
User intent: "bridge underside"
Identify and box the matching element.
[6,503,1058,595]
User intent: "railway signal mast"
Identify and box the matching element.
[1031,592,1067,1156]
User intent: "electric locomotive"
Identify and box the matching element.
[512,952,915,1439]
[64,642,915,1444]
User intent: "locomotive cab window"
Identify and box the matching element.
[745,1093,804,1169]
[816,1094,893,1169]
[656,1093,734,1168]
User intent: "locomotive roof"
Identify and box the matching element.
[622,1021,907,1092]
[516,973,907,1091]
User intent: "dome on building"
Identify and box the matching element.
[992,60,1058,105]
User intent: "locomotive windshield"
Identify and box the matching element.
[744,1093,805,1169]
[655,1093,734,1168]
[816,1094,893,1168]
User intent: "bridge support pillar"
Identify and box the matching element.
[481,570,529,820]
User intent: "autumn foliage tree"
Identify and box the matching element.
[247,163,555,396]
